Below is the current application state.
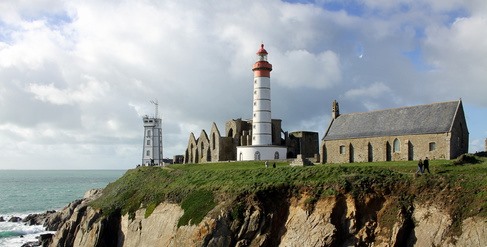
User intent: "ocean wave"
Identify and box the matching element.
[0,230,24,239]
[0,222,45,239]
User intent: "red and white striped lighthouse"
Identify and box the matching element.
[236,43,287,161]
[251,44,273,146]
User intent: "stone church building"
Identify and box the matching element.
[321,100,469,163]
[184,118,319,163]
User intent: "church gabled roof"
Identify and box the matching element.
[323,100,462,141]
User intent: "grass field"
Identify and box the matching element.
[91,154,487,227]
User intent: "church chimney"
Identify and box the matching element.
[332,100,340,119]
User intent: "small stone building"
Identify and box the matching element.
[321,100,469,163]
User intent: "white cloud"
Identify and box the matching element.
[0,0,486,169]
[344,82,392,99]
[274,49,341,89]
[423,15,487,105]
[28,77,109,105]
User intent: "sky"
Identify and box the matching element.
[0,0,486,169]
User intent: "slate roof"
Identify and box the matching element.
[323,100,461,141]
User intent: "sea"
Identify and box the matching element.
[0,170,126,247]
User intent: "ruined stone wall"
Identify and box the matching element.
[321,133,452,164]
[271,119,282,145]
[185,118,293,163]
[220,137,235,161]
[184,134,198,164]
[210,131,220,162]
[289,131,319,159]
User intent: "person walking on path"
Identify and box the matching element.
[416,159,424,175]
[423,157,431,173]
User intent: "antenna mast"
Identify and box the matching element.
[150,99,159,118]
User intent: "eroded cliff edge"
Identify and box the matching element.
[48,189,487,247]
[48,156,487,247]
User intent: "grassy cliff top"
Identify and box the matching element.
[91,154,487,226]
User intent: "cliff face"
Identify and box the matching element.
[48,189,487,247]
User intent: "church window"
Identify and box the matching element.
[274,151,279,159]
[147,140,150,145]
[147,130,151,137]
[146,150,150,156]
[429,142,436,151]
[339,145,345,154]
[393,138,400,152]
[254,90,257,94]
[254,80,257,84]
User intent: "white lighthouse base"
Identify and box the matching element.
[236,146,287,161]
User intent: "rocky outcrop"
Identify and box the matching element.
[8,216,22,222]
[48,190,487,247]
[23,210,57,226]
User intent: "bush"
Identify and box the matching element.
[452,154,481,166]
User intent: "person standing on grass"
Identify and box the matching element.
[416,159,424,174]
[265,161,269,168]
[423,157,430,173]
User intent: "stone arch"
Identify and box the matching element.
[321,144,327,164]
[408,141,414,161]
[393,138,400,153]
[368,142,373,162]
[386,141,392,161]
[349,143,354,163]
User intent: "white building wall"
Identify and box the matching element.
[236,146,287,161]
[252,76,272,145]
[142,117,163,165]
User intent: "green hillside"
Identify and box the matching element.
[91,154,487,228]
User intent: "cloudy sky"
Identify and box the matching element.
[0,0,486,169]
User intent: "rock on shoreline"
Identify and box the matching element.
[12,188,104,247]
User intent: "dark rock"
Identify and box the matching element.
[8,216,22,222]
[44,199,83,231]
[0,216,4,222]
[21,241,40,247]
[19,233,53,247]
[39,233,54,247]
[23,210,58,226]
